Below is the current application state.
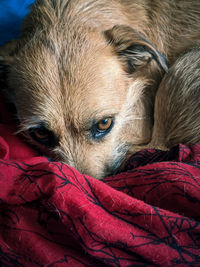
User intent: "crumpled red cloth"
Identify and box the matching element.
[0,99,200,266]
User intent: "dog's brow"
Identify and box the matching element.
[87,111,118,126]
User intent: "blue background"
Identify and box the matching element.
[0,0,35,46]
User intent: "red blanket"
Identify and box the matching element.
[0,99,200,266]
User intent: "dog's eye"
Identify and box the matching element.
[97,118,113,131]
[91,117,114,140]
[28,126,58,147]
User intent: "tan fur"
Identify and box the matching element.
[150,46,200,150]
[0,0,200,179]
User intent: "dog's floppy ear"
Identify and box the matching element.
[0,39,20,58]
[0,40,20,101]
[0,40,19,77]
[104,25,168,73]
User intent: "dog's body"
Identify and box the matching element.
[0,0,200,179]
[150,46,200,150]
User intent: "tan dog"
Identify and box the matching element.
[0,0,200,179]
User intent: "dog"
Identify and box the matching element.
[0,0,200,179]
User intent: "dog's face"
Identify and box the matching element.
[1,25,167,179]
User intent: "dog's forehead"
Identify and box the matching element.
[61,49,127,125]
[13,33,128,132]
[39,33,127,123]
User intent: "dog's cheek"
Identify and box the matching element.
[83,146,113,179]
[53,142,108,179]
[71,141,121,179]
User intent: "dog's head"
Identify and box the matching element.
[0,24,167,179]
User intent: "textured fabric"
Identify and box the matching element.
[0,97,200,267]
[0,0,35,46]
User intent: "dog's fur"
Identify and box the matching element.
[150,46,200,150]
[0,0,200,179]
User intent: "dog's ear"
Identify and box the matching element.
[104,25,168,73]
[0,40,19,75]
[0,39,20,57]
[0,40,20,99]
